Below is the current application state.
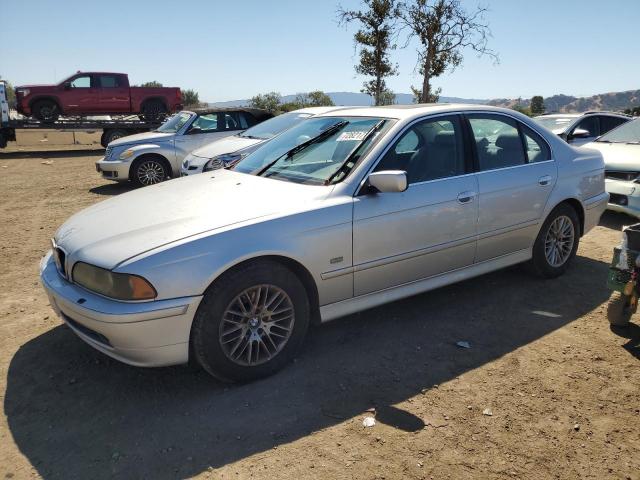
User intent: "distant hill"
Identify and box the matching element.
[209,89,640,113]
[487,89,640,113]
[210,91,488,107]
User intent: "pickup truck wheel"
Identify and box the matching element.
[191,260,310,383]
[101,129,128,148]
[130,157,169,187]
[528,204,580,278]
[140,101,167,122]
[32,100,60,122]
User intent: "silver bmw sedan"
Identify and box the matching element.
[40,104,608,382]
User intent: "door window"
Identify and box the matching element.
[189,113,220,133]
[70,76,91,88]
[468,115,526,171]
[98,75,121,88]
[223,112,242,130]
[521,124,551,163]
[572,116,598,137]
[600,116,628,135]
[375,116,465,183]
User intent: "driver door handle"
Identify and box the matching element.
[457,191,477,204]
[539,175,552,186]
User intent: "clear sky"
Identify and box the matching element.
[1,0,638,102]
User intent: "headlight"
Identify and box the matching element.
[203,152,245,172]
[18,88,30,96]
[72,262,157,300]
[119,149,135,160]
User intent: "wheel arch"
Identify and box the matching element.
[29,95,62,112]
[129,152,173,179]
[550,198,585,236]
[204,255,321,325]
[141,96,169,111]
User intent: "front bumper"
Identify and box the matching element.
[95,157,132,182]
[40,251,202,367]
[605,179,640,219]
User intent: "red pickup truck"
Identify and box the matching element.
[15,72,183,122]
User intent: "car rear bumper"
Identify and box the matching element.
[95,157,131,181]
[605,179,640,218]
[40,251,202,367]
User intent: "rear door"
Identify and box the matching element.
[467,113,556,262]
[352,114,478,296]
[96,74,129,113]
[59,74,100,113]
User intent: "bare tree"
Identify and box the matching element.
[338,0,400,106]
[400,0,497,103]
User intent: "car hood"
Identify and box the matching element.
[109,131,175,147]
[54,170,332,270]
[190,135,262,159]
[583,142,640,171]
[15,84,56,89]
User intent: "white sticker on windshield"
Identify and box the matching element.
[337,131,367,142]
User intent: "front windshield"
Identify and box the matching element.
[156,112,193,133]
[240,112,313,140]
[234,116,391,185]
[597,118,640,143]
[534,116,574,131]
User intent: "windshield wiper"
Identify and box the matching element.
[626,141,640,145]
[325,120,386,185]
[256,121,349,176]
[241,133,261,139]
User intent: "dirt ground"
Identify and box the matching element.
[0,145,638,480]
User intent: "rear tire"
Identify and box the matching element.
[191,260,310,383]
[140,100,167,122]
[607,291,633,327]
[130,156,170,187]
[528,203,580,278]
[32,100,60,122]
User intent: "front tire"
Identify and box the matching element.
[130,156,169,186]
[529,203,580,278]
[32,100,60,122]
[607,291,633,326]
[191,260,310,382]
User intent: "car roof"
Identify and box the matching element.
[536,111,629,119]
[289,106,357,115]
[189,107,272,119]
[314,103,528,120]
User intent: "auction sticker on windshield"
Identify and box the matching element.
[337,131,368,142]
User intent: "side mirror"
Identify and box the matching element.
[367,170,408,193]
[186,126,202,135]
[570,128,591,140]
[63,82,71,90]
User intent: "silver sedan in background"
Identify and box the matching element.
[41,104,607,382]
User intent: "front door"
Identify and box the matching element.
[59,74,100,114]
[466,113,557,262]
[173,113,224,164]
[353,114,478,296]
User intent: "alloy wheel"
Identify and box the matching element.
[219,284,295,366]
[544,215,575,267]
[136,160,166,185]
